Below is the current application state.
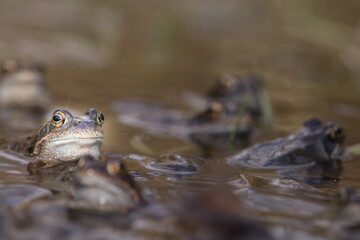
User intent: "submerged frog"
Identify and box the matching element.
[70,155,145,213]
[0,60,52,135]
[227,118,345,168]
[11,108,104,162]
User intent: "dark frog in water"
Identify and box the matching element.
[202,73,267,118]
[70,155,145,213]
[112,74,271,156]
[11,108,105,162]
[0,60,52,135]
[227,118,345,168]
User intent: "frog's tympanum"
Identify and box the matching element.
[0,60,52,135]
[70,155,144,213]
[11,108,104,161]
[227,118,345,168]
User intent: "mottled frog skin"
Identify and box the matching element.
[227,118,345,168]
[11,108,104,161]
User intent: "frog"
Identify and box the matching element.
[0,60,52,135]
[204,73,266,118]
[227,118,345,168]
[114,74,267,130]
[112,74,269,156]
[10,108,104,163]
[181,74,267,117]
[69,155,145,214]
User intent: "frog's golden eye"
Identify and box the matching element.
[96,111,105,125]
[106,160,124,176]
[51,111,66,127]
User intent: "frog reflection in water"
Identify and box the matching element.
[0,60,52,135]
[70,155,144,213]
[11,108,104,166]
[227,118,345,168]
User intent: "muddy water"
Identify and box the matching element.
[1,0,360,239]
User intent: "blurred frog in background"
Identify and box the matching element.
[112,74,272,157]
[0,60,52,136]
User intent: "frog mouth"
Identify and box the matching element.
[46,137,104,150]
[47,136,104,142]
[46,131,104,143]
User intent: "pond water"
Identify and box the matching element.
[1,0,360,239]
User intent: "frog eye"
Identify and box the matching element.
[329,126,345,142]
[51,111,66,127]
[331,127,344,140]
[208,102,224,120]
[96,112,105,125]
[106,160,124,176]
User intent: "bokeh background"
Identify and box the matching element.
[2,1,360,239]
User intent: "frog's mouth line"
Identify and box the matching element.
[47,136,104,143]
[46,138,104,149]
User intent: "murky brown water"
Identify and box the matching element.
[1,0,360,239]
